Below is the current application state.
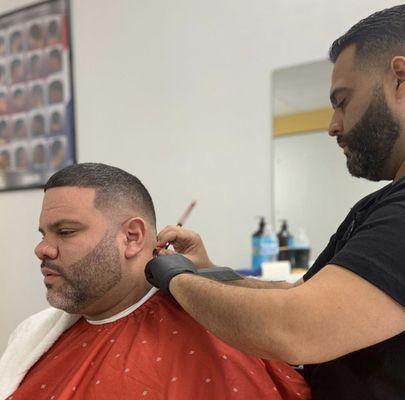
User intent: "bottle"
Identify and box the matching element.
[264,223,280,263]
[277,219,294,265]
[252,217,265,273]
[252,217,279,274]
[277,219,292,248]
[293,228,311,269]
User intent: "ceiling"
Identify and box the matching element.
[273,59,333,116]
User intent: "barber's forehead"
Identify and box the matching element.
[330,46,371,95]
[332,46,356,77]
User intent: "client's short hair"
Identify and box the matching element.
[44,163,156,230]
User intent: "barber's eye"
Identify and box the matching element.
[337,99,346,110]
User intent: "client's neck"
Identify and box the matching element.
[83,271,153,322]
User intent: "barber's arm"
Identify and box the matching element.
[227,277,303,289]
[169,265,405,364]
[151,227,405,365]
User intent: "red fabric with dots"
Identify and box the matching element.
[10,292,311,400]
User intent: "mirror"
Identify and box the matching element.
[272,59,385,263]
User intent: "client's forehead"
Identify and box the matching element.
[39,187,110,233]
[42,187,97,211]
[39,187,107,238]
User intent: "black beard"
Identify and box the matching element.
[41,231,122,313]
[343,88,400,181]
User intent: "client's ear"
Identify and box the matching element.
[122,217,147,259]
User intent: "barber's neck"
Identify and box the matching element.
[394,159,405,181]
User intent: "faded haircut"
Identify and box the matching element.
[44,163,156,230]
[329,5,405,71]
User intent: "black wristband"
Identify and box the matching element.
[197,267,243,281]
[145,254,244,295]
[145,254,197,294]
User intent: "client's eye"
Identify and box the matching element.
[59,229,74,236]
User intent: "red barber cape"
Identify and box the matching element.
[10,291,310,400]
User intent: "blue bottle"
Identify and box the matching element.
[252,217,279,274]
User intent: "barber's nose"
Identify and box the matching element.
[328,114,343,137]
[35,240,58,260]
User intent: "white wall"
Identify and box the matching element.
[274,131,386,260]
[0,0,402,353]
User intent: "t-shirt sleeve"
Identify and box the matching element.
[303,233,337,281]
[330,194,405,307]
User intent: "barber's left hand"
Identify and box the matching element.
[155,225,215,268]
[145,253,197,295]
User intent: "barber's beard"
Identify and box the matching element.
[342,88,400,181]
[42,231,122,314]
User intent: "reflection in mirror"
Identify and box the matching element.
[272,59,385,264]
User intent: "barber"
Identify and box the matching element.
[145,6,405,400]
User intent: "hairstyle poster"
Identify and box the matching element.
[0,0,75,191]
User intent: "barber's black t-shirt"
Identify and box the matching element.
[303,178,405,400]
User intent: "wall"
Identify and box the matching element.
[0,0,402,353]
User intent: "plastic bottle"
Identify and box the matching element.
[252,217,279,274]
[252,217,266,273]
[293,228,311,269]
[277,219,294,265]
[264,223,280,262]
[277,219,293,248]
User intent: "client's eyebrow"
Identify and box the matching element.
[38,219,84,235]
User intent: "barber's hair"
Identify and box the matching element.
[44,163,156,229]
[329,5,405,69]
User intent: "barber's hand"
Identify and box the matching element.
[145,254,197,294]
[156,225,215,268]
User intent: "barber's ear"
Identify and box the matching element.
[391,57,405,93]
[122,217,147,259]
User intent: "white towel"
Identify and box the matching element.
[0,308,79,399]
